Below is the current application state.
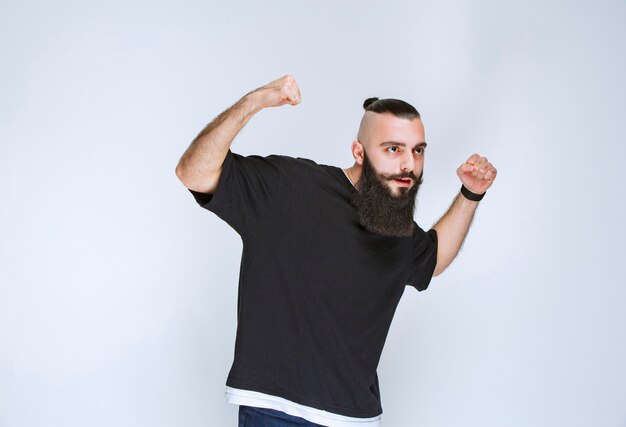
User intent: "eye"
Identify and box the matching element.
[386,146,400,153]
[414,147,425,155]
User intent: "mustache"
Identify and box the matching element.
[380,170,423,182]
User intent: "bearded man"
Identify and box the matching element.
[175,75,497,427]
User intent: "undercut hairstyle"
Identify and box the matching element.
[357,97,421,143]
[362,97,420,119]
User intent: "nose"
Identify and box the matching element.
[400,151,415,173]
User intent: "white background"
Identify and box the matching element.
[1,1,625,426]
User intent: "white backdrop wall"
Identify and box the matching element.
[1,1,625,426]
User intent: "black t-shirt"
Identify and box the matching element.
[189,150,438,418]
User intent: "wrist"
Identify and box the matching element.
[240,91,265,116]
[460,184,485,202]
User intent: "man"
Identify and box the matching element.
[175,75,497,427]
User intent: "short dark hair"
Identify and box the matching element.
[362,97,420,120]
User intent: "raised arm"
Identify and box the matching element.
[431,154,497,276]
[175,74,302,194]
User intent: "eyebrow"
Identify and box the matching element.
[380,141,428,148]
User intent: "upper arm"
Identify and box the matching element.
[432,259,442,276]
[179,168,222,195]
[175,155,224,195]
[431,225,443,276]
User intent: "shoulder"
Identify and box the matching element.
[233,151,338,174]
[229,151,347,189]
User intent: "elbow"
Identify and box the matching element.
[175,164,220,194]
[175,161,194,188]
[175,166,199,191]
[175,162,186,183]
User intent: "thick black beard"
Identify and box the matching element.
[350,152,423,238]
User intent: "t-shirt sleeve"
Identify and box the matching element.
[187,150,283,235]
[406,225,438,292]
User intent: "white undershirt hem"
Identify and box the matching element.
[225,386,382,427]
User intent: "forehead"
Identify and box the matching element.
[367,112,425,144]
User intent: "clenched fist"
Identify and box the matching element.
[457,154,497,195]
[247,74,302,110]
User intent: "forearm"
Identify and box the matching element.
[431,191,480,275]
[175,92,262,193]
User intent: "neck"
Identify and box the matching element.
[344,164,363,188]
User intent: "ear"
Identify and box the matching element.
[351,140,365,166]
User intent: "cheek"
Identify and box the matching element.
[371,157,396,176]
[414,156,425,170]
